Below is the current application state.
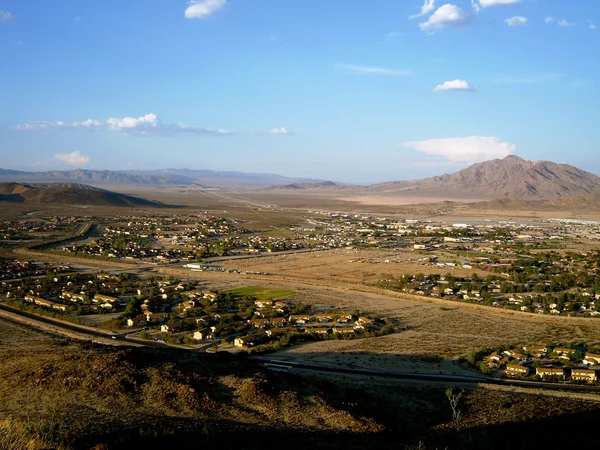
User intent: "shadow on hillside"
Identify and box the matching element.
[26,340,600,449]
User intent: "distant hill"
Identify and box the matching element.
[0,168,325,189]
[0,182,169,207]
[365,155,600,200]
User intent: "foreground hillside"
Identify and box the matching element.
[3,319,600,449]
[0,183,168,207]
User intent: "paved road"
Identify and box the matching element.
[0,303,168,349]
[252,357,600,393]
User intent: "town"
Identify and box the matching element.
[0,264,392,352]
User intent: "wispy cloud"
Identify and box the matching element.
[0,10,15,21]
[338,64,412,76]
[505,16,527,26]
[402,136,516,164]
[434,79,475,92]
[558,19,575,27]
[14,113,289,137]
[590,21,598,30]
[54,151,90,167]
[185,0,227,19]
[545,17,554,24]
[492,73,564,84]
[419,4,471,32]
[409,0,436,19]
[478,0,523,7]
[269,127,293,135]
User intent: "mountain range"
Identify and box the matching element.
[2,155,600,201]
[0,168,322,189]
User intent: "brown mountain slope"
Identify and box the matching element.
[366,155,600,200]
[0,182,169,207]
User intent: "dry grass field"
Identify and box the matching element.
[161,258,600,376]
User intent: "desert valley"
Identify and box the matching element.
[3,156,600,449]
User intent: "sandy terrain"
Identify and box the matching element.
[215,248,491,285]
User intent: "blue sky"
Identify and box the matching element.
[0,0,598,184]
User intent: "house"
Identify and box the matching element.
[553,347,576,357]
[233,332,268,348]
[203,291,218,301]
[24,295,67,312]
[312,314,333,323]
[274,301,290,312]
[249,318,270,329]
[571,369,598,382]
[487,352,503,367]
[333,326,356,335]
[193,328,212,341]
[254,299,273,309]
[583,353,600,366]
[145,312,169,322]
[505,365,529,377]
[93,294,119,305]
[161,322,185,333]
[289,315,311,324]
[536,367,566,379]
[503,350,525,360]
[60,291,88,303]
[523,345,547,357]
[270,317,287,328]
[309,327,330,335]
[266,328,289,338]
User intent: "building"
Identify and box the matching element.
[233,332,268,348]
[523,345,547,357]
[536,367,565,379]
[505,365,529,377]
[571,369,598,382]
[93,294,119,304]
[583,353,600,366]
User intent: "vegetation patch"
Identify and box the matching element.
[224,286,296,300]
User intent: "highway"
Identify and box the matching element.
[252,357,600,393]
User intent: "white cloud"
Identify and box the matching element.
[409,0,436,19]
[106,113,160,131]
[434,79,475,92]
[478,0,523,7]
[0,10,15,21]
[492,73,564,84]
[590,23,598,30]
[558,20,575,27]
[14,113,285,137]
[471,0,481,13]
[505,16,527,26]
[54,151,90,167]
[338,64,412,76]
[402,136,516,164]
[185,0,227,19]
[269,127,293,135]
[545,17,554,24]
[419,4,470,32]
